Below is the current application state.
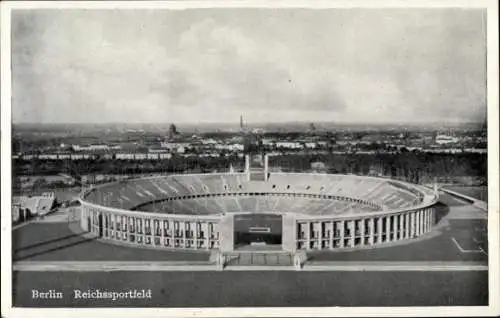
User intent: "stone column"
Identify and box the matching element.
[392,215,398,241]
[428,209,431,232]
[80,205,87,231]
[360,219,366,246]
[427,209,431,232]
[152,219,157,246]
[124,216,129,242]
[135,217,140,239]
[160,219,165,247]
[182,221,187,248]
[404,213,410,239]
[316,222,322,250]
[349,220,355,247]
[142,217,146,245]
[421,210,425,235]
[416,211,420,237]
[339,220,345,248]
[385,216,391,242]
[207,222,212,249]
[329,221,334,249]
[421,210,426,234]
[410,212,415,238]
[194,222,199,249]
[377,217,383,243]
[305,222,311,250]
[369,218,375,245]
[399,213,404,240]
[203,222,209,249]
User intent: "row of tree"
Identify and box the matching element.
[12,152,487,185]
[269,152,487,185]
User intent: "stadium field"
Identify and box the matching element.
[13,270,488,307]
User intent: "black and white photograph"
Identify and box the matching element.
[1,0,498,317]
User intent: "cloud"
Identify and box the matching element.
[11,9,486,124]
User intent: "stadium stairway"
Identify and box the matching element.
[223,250,295,267]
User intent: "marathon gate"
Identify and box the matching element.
[218,213,297,253]
[234,213,283,247]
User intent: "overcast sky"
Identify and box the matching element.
[11,8,486,124]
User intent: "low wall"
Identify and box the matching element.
[440,188,488,212]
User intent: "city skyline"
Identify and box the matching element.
[11,8,487,124]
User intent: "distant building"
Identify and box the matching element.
[72,144,110,152]
[161,141,191,152]
[13,192,56,220]
[435,134,459,144]
[215,143,244,152]
[276,141,302,149]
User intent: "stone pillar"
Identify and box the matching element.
[182,221,187,248]
[80,205,89,231]
[203,222,209,249]
[194,222,199,249]
[315,222,322,250]
[329,221,334,249]
[219,214,234,252]
[426,210,430,231]
[429,208,434,231]
[124,216,129,242]
[282,214,297,252]
[369,218,375,245]
[415,211,420,237]
[427,209,431,232]
[360,219,366,246]
[136,217,140,237]
[405,213,410,238]
[339,220,345,248]
[399,213,404,240]
[305,222,311,250]
[160,219,165,247]
[142,217,146,245]
[419,210,424,234]
[420,211,425,234]
[385,216,391,242]
[349,220,355,247]
[426,209,431,232]
[410,212,415,238]
[392,215,398,241]
[377,217,383,243]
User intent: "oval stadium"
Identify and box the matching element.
[79,154,439,257]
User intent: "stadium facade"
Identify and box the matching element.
[78,155,439,257]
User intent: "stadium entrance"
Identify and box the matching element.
[233,213,283,249]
